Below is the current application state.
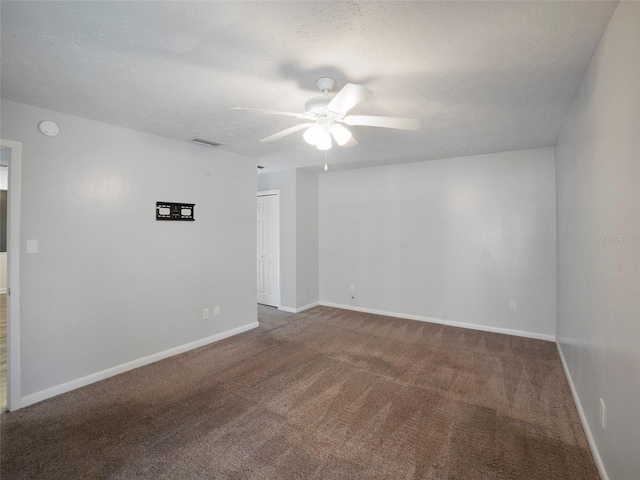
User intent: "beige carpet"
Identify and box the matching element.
[0,305,598,479]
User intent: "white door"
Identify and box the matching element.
[257,192,279,306]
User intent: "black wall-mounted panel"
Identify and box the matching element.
[156,202,195,221]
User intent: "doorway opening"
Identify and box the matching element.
[257,190,280,308]
[1,149,7,412]
[1,139,22,412]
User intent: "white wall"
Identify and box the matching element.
[0,100,257,401]
[555,2,640,479]
[320,147,557,338]
[295,169,319,309]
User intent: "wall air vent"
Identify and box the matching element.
[191,138,222,147]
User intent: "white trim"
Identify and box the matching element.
[556,342,609,480]
[1,139,22,411]
[21,321,259,408]
[318,302,556,342]
[257,190,280,308]
[296,301,319,313]
[256,189,280,197]
[278,301,319,314]
[278,306,297,313]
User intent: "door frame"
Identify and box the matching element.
[1,139,22,411]
[257,190,280,308]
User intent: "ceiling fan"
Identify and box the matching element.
[232,77,421,150]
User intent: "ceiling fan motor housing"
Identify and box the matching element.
[305,95,332,114]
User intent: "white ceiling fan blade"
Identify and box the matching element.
[232,107,312,120]
[342,136,358,148]
[329,123,352,146]
[343,115,422,131]
[327,84,372,114]
[260,123,314,143]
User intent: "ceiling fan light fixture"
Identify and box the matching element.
[303,124,324,145]
[330,123,352,146]
[316,132,332,150]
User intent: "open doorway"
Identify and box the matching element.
[257,190,280,308]
[1,139,22,412]
[1,149,7,412]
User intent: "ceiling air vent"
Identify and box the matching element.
[191,137,222,147]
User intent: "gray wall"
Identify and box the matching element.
[257,168,319,311]
[555,2,640,479]
[319,147,557,338]
[1,99,257,399]
[295,169,319,308]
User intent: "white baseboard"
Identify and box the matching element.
[556,342,609,480]
[318,301,556,342]
[0,288,6,294]
[21,321,260,409]
[278,306,297,313]
[278,302,319,314]
[296,301,319,313]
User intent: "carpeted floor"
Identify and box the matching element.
[0,294,6,414]
[0,305,598,479]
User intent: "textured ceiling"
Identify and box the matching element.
[1,1,617,171]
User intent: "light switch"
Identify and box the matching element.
[27,239,39,254]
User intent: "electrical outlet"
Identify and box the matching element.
[203,308,210,320]
[600,398,606,428]
[213,305,220,317]
[350,284,356,292]
[509,301,517,311]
